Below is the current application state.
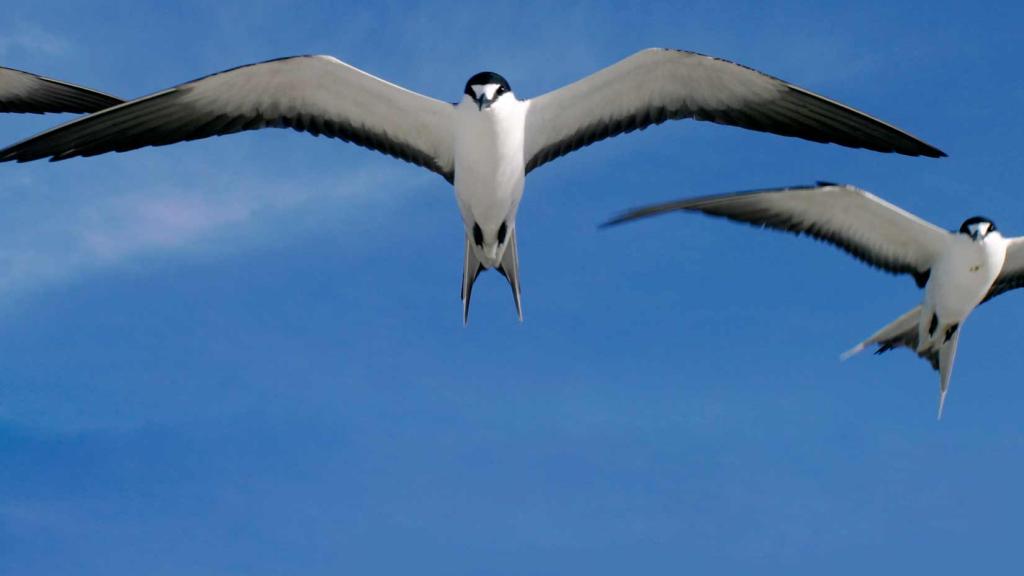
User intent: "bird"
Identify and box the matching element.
[0,49,945,323]
[0,66,122,114]
[603,182,1024,419]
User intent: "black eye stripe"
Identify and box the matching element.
[469,85,506,99]
[497,222,508,244]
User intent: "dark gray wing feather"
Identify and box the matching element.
[0,67,122,114]
[604,182,948,286]
[524,48,944,174]
[0,56,455,182]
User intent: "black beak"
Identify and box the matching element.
[475,95,493,111]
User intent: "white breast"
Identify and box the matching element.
[453,96,528,240]
[927,233,1008,322]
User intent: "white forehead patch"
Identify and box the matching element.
[969,222,991,236]
[472,83,502,101]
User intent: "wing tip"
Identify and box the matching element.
[839,343,866,362]
[599,213,635,228]
[600,206,678,228]
[909,143,947,159]
[601,182,859,230]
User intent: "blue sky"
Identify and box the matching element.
[1,1,1022,574]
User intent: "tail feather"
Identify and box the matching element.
[841,305,926,363]
[461,238,484,326]
[842,303,962,418]
[460,230,524,324]
[937,328,961,420]
[496,228,523,322]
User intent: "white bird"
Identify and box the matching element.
[604,183,1024,419]
[0,49,945,323]
[0,66,122,114]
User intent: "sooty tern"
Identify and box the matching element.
[0,50,944,323]
[0,66,122,114]
[605,183,1024,419]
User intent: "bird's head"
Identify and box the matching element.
[464,72,512,111]
[959,216,999,242]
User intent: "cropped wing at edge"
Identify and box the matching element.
[983,237,1024,302]
[0,56,455,182]
[524,48,944,174]
[0,67,123,114]
[604,183,949,286]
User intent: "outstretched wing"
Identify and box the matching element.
[0,56,455,182]
[604,182,949,286]
[983,237,1024,302]
[0,66,122,114]
[524,48,944,174]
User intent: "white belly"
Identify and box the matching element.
[927,234,1006,322]
[453,98,527,265]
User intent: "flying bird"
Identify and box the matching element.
[604,183,1023,418]
[0,49,945,322]
[0,66,122,114]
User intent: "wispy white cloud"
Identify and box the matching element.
[0,22,71,60]
[77,193,254,261]
[0,159,431,303]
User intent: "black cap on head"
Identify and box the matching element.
[959,216,997,235]
[464,72,511,98]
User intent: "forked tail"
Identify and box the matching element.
[496,228,523,322]
[840,305,927,363]
[840,304,961,419]
[461,229,523,325]
[461,238,484,325]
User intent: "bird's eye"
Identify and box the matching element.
[497,222,508,244]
